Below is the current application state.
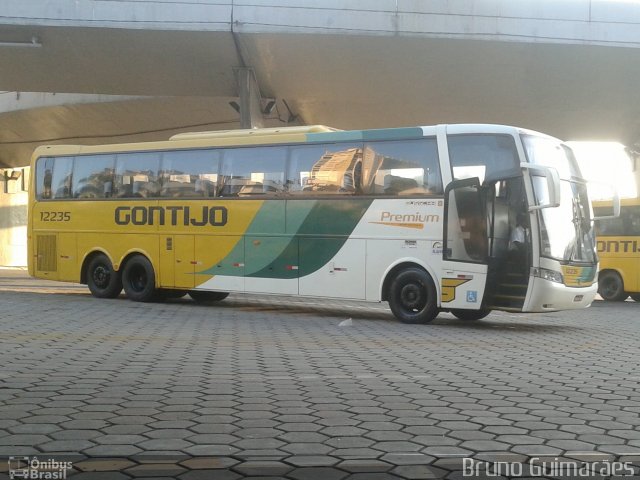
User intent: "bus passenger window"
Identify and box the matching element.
[43,156,74,199]
[219,146,286,197]
[448,135,519,183]
[114,152,161,198]
[160,149,220,198]
[36,157,54,199]
[72,154,115,199]
[288,143,363,195]
[363,139,442,195]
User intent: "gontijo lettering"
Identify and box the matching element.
[597,240,640,253]
[115,206,228,226]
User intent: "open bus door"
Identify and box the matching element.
[442,178,491,314]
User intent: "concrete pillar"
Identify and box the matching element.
[233,67,264,129]
[0,168,29,266]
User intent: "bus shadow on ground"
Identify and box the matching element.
[182,295,393,321]
[173,295,581,332]
[433,316,582,333]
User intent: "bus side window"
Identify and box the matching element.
[219,146,286,197]
[114,152,161,198]
[36,157,54,199]
[288,143,363,195]
[72,154,115,199]
[627,209,640,236]
[46,156,74,199]
[596,216,624,236]
[448,134,520,183]
[160,149,220,198]
[364,139,442,195]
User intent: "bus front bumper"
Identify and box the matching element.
[524,277,597,312]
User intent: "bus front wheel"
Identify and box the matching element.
[388,267,438,324]
[86,254,122,298]
[598,271,628,302]
[189,291,229,303]
[122,255,157,302]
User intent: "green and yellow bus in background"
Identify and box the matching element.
[28,124,599,323]
[594,197,640,302]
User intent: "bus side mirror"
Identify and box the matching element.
[521,163,561,211]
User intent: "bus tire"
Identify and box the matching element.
[86,254,122,299]
[189,291,229,303]
[122,255,157,302]
[629,293,640,302]
[451,308,491,321]
[598,271,627,302]
[388,267,438,324]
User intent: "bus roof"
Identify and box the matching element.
[30,123,536,160]
[169,125,340,140]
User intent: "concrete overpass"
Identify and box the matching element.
[1,0,640,169]
[1,0,640,265]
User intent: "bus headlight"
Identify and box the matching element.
[532,267,564,284]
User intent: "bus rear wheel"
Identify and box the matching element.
[388,267,438,324]
[598,271,628,302]
[189,291,229,303]
[122,255,157,302]
[451,308,491,321]
[86,254,122,298]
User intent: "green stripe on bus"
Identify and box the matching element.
[248,199,373,279]
[306,127,424,143]
[202,199,373,279]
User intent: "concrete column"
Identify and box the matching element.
[234,67,264,129]
[0,168,28,266]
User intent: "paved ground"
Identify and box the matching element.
[0,268,639,479]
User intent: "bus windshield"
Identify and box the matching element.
[523,135,596,263]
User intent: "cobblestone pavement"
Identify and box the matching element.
[0,269,639,479]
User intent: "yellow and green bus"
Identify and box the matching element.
[28,124,598,323]
[594,197,640,302]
